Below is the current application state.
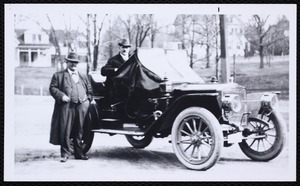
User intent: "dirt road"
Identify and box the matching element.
[6,95,295,181]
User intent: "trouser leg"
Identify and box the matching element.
[73,100,90,157]
[60,103,75,157]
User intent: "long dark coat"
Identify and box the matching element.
[101,54,125,87]
[49,69,93,145]
[101,54,127,102]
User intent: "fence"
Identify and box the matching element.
[15,84,50,96]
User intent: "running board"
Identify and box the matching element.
[92,128,145,136]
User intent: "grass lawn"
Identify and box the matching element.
[194,59,289,99]
[14,57,289,99]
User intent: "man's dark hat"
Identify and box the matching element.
[118,38,131,47]
[65,52,79,63]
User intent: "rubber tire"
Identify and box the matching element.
[239,109,286,161]
[69,134,94,155]
[69,109,95,154]
[171,107,223,171]
[125,135,153,149]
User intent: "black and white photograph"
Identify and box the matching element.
[4,3,296,182]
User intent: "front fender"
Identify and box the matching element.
[156,93,222,132]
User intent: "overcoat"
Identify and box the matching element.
[101,54,126,86]
[101,54,127,102]
[49,69,93,145]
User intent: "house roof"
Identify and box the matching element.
[17,44,52,49]
[15,28,87,45]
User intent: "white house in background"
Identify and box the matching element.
[227,15,248,57]
[15,28,91,68]
[15,28,52,67]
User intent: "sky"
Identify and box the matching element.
[11,4,294,31]
[14,13,178,31]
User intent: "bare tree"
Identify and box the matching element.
[22,15,63,71]
[85,14,92,74]
[149,14,158,48]
[194,15,218,68]
[244,15,288,68]
[173,15,219,69]
[264,15,289,66]
[134,14,152,48]
[173,14,190,49]
[63,14,80,53]
[102,15,126,58]
[106,17,115,58]
[46,15,64,71]
[173,15,199,68]
[120,15,136,46]
[189,16,197,68]
[92,14,107,71]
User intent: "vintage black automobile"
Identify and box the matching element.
[80,48,286,171]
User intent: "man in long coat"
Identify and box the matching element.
[101,38,131,106]
[49,52,93,162]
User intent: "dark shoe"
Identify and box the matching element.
[60,156,68,163]
[75,155,89,160]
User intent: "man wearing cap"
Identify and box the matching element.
[101,38,131,106]
[49,52,93,162]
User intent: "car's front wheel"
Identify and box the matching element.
[239,109,286,161]
[171,107,223,171]
[125,135,153,149]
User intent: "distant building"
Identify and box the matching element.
[226,15,248,57]
[15,28,91,68]
[172,15,248,63]
[15,28,52,67]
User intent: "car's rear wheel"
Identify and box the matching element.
[69,110,95,154]
[239,110,286,161]
[171,107,223,171]
[125,135,153,149]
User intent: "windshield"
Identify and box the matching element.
[136,48,205,83]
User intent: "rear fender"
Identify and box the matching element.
[157,93,222,132]
[88,101,103,129]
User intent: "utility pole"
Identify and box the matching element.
[219,15,230,83]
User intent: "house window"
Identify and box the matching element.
[19,52,29,66]
[237,45,241,49]
[33,34,36,43]
[229,28,233,35]
[38,34,42,42]
[178,43,182,49]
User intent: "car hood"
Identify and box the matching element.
[173,82,244,92]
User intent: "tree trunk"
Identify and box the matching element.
[93,45,99,71]
[46,15,62,71]
[55,45,63,71]
[190,43,194,69]
[206,45,210,68]
[86,14,91,74]
[259,44,264,68]
[92,14,99,71]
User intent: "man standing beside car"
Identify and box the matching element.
[101,38,131,106]
[49,52,93,162]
